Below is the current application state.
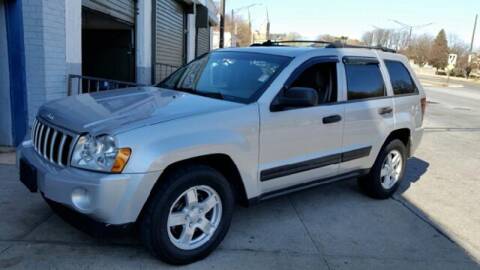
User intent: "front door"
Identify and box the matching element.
[259,59,344,194]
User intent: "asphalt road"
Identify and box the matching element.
[417,73,480,90]
[0,75,479,269]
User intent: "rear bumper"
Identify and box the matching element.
[17,140,161,225]
[410,126,424,156]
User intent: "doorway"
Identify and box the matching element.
[82,8,135,82]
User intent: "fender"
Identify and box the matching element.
[116,104,261,199]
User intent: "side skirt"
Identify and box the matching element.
[248,169,370,205]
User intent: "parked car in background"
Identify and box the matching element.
[17,42,425,264]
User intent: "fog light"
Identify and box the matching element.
[71,188,91,211]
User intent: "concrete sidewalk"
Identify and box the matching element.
[0,147,15,166]
[1,85,479,269]
[0,151,478,269]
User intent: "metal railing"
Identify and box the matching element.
[154,63,179,84]
[67,74,142,96]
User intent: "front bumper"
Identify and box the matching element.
[17,141,161,225]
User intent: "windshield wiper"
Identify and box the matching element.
[173,87,225,100]
[195,91,225,100]
[173,87,197,94]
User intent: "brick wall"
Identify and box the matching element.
[22,0,66,126]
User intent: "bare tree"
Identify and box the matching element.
[361,32,374,45]
[284,32,303,40]
[317,34,364,45]
[213,14,251,47]
[361,28,409,49]
[404,34,433,66]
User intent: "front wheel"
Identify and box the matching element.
[140,165,234,265]
[358,139,407,199]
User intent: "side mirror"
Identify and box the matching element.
[271,87,318,111]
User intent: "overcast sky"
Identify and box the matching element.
[227,0,479,47]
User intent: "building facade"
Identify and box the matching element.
[0,0,218,146]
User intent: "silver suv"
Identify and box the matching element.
[18,43,426,264]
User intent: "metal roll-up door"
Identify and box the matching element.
[82,0,135,24]
[155,0,186,82]
[196,27,210,57]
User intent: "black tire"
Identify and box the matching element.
[139,164,234,265]
[358,139,407,199]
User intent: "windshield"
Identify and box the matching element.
[158,51,291,103]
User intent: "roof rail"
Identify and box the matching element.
[250,40,397,53]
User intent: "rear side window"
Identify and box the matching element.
[345,60,385,100]
[384,60,418,95]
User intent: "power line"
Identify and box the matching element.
[390,19,433,46]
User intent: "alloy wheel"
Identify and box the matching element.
[167,185,222,250]
[380,149,403,189]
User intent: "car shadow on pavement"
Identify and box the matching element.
[2,159,480,269]
[397,156,430,194]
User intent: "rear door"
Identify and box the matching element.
[339,55,394,174]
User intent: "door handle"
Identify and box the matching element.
[378,107,393,115]
[323,114,342,124]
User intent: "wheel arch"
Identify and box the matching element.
[383,128,411,156]
[138,154,249,222]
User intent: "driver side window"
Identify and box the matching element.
[290,62,338,105]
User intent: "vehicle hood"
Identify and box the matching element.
[38,87,243,135]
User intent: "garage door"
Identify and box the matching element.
[154,0,186,82]
[196,27,210,56]
[82,0,135,24]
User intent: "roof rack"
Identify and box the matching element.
[250,40,397,53]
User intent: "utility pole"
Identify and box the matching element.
[266,7,270,41]
[230,4,261,47]
[248,8,252,44]
[470,14,478,54]
[219,0,226,48]
[390,19,433,47]
[231,9,236,47]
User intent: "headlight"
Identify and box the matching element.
[71,135,131,173]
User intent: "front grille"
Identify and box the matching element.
[31,118,77,166]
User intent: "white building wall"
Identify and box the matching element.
[65,0,82,80]
[186,13,196,62]
[212,31,232,49]
[136,0,152,84]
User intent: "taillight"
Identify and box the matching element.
[420,97,427,123]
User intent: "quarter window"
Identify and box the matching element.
[345,62,385,100]
[384,60,418,95]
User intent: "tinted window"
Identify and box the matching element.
[159,52,291,103]
[385,60,418,95]
[290,62,337,104]
[345,63,385,100]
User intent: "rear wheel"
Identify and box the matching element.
[358,139,407,199]
[140,165,234,265]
